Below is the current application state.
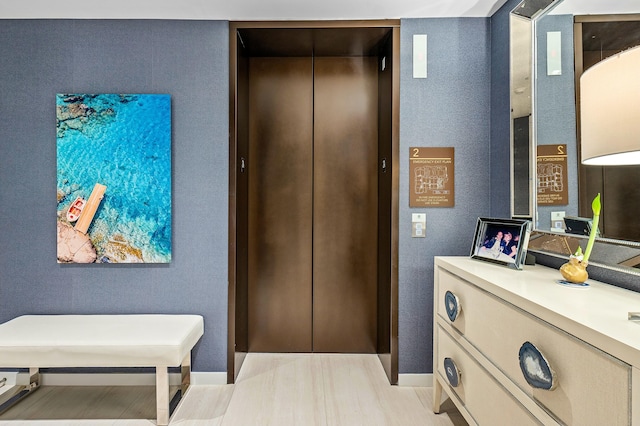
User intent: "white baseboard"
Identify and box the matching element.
[397,373,433,387]
[36,371,227,387]
[191,372,227,385]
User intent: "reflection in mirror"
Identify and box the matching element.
[510,0,561,219]
[536,10,640,241]
[574,17,640,242]
[528,230,640,273]
[510,0,640,279]
[534,9,578,231]
[510,11,533,218]
[581,46,640,166]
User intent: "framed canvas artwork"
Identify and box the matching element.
[56,94,172,263]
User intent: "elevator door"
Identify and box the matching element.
[247,56,378,353]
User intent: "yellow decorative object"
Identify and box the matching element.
[560,256,589,283]
[559,193,601,284]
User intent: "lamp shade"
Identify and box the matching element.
[580,45,640,166]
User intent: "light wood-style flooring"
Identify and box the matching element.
[0,353,466,425]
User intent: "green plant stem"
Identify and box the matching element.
[583,193,602,262]
[583,214,599,262]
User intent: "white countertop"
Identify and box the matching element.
[435,256,640,366]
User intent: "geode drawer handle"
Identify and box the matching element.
[444,357,461,388]
[518,341,557,390]
[444,290,461,322]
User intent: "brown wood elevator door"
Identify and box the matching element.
[313,57,378,352]
[247,57,314,352]
[247,56,378,353]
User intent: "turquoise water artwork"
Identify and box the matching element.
[56,94,172,263]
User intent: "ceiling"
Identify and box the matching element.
[2,0,637,21]
[0,0,511,20]
[2,0,638,20]
[550,0,640,16]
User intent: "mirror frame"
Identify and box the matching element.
[509,0,640,288]
[510,0,562,219]
[509,10,535,219]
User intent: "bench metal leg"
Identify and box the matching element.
[0,368,41,415]
[156,366,169,425]
[157,353,192,425]
[181,352,191,398]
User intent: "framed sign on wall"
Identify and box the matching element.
[409,147,454,207]
[537,144,568,206]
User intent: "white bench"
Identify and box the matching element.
[0,314,204,425]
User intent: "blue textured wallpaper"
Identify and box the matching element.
[490,0,518,219]
[399,18,492,373]
[535,14,579,227]
[0,20,229,372]
[1,16,516,376]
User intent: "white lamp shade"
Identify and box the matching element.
[580,45,640,166]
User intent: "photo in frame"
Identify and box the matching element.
[470,217,531,269]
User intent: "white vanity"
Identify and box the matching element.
[433,256,640,425]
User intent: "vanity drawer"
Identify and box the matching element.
[437,268,631,426]
[436,325,541,426]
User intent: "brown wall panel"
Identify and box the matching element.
[235,38,250,354]
[247,57,314,352]
[602,167,640,241]
[377,33,392,355]
[312,57,379,353]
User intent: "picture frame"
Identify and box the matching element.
[470,217,532,270]
[56,93,172,264]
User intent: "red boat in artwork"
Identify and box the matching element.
[66,196,86,222]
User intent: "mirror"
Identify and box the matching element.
[536,3,640,239]
[510,0,640,277]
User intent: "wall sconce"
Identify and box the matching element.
[580,45,640,165]
[546,31,561,76]
[413,34,427,79]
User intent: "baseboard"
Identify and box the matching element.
[397,373,433,387]
[191,372,227,385]
[34,371,227,387]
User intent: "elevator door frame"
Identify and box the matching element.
[228,20,400,385]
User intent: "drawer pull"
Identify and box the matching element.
[444,290,461,322]
[518,341,557,391]
[444,357,461,387]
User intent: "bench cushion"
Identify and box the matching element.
[0,315,204,368]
